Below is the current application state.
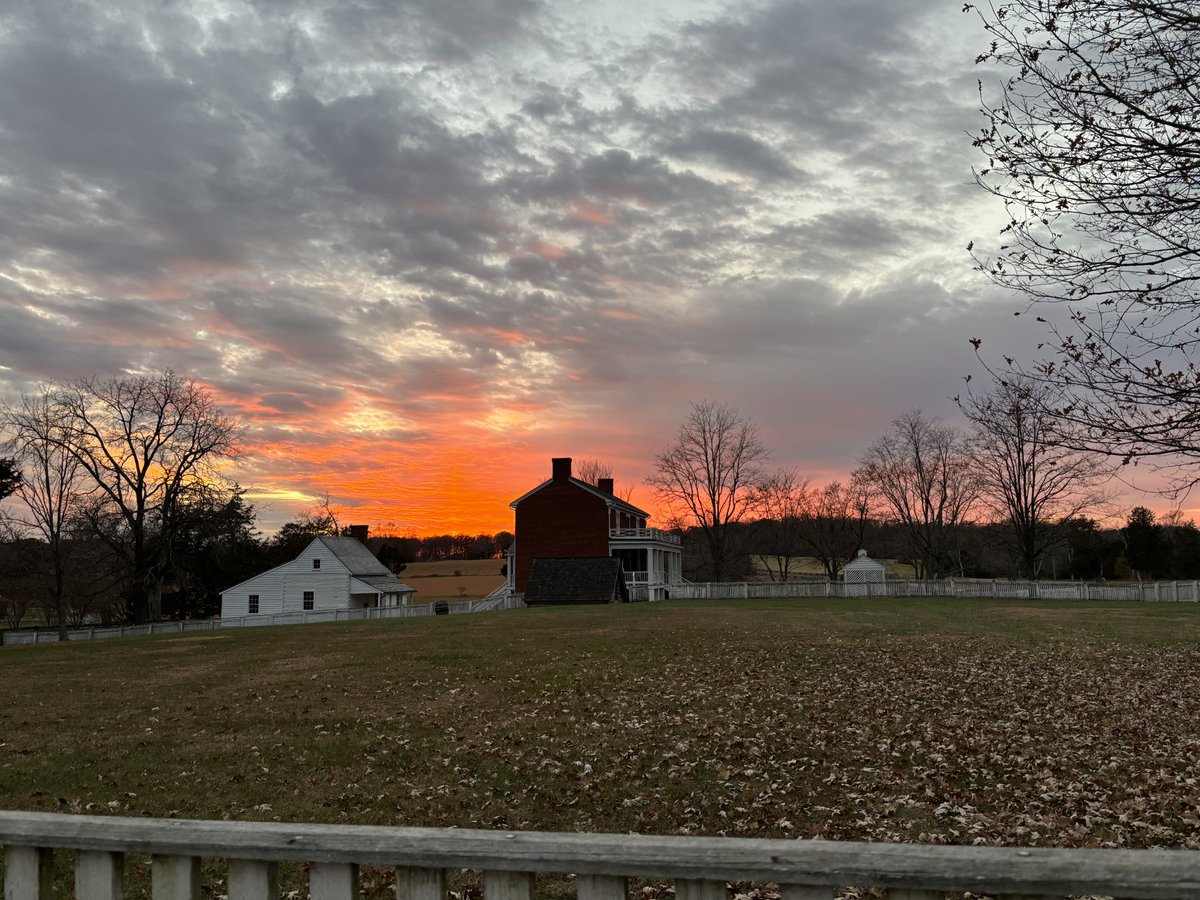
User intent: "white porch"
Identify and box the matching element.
[609,528,682,601]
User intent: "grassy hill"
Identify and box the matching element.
[400,558,506,602]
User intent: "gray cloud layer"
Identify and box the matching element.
[0,0,1023,528]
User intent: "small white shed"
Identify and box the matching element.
[842,549,887,597]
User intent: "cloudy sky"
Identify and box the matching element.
[0,0,1051,535]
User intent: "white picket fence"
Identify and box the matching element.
[0,592,525,647]
[669,578,1200,602]
[3,810,1199,900]
[6,578,1192,646]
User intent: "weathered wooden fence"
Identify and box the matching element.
[671,579,1200,602]
[3,811,1199,900]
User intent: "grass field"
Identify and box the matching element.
[402,558,506,602]
[2,598,1200,897]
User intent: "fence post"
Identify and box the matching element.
[309,863,358,900]
[394,867,445,900]
[76,850,123,900]
[5,845,54,900]
[484,871,534,900]
[227,860,278,900]
[152,854,200,900]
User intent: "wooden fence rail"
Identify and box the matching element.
[3,811,1200,900]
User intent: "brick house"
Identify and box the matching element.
[508,458,683,601]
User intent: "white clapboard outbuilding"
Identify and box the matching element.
[842,549,887,597]
[220,535,414,620]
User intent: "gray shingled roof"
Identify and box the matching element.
[523,557,629,605]
[351,574,413,594]
[316,536,392,575]
[320,537,415,594]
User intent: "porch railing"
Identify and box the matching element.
[608,527,681,545]
[3,811,1199,900]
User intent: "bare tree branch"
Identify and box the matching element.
[959,377,1114,577]
[647,400,769,580]
[969,0,1200,489]
[856,410,980,579]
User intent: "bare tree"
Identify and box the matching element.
[753,468,809,582]
[574,458,635,501]
[3,391,87,638]
[856,410,980,579]
[575,459,614,486]
[313,493,342,535]
[969,1,1200,486]
[960,378,1112,577]
[50,370,241,624]
[754,472,875,581]
[647,400,769,581]
[797,479,875,581]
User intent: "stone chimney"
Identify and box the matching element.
[597,477,614,495]
[348,524,369,544]
[552,457,572,482]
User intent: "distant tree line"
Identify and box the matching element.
[676,506,1200,586]
[649,396,1187,585]
[2,373,1192,635]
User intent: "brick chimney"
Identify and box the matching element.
[597,477,614,495]
[552,457,572,482]
[348,524,369,544]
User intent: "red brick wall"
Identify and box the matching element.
[514,482,609,592]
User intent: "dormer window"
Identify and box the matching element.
[313,559,321,569]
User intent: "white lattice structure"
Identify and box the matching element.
[842,549,886,597]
